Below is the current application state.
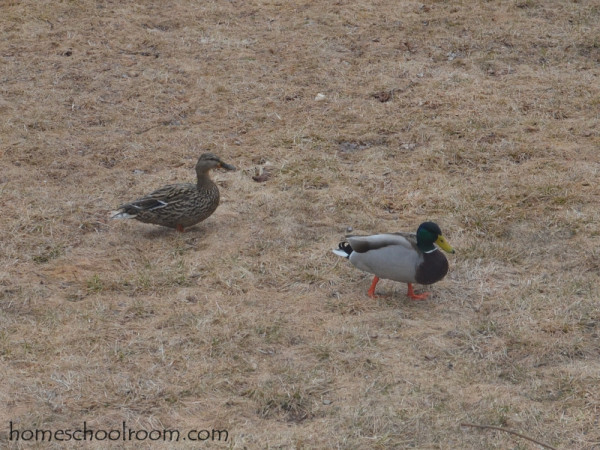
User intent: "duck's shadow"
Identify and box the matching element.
[137,222,217,241]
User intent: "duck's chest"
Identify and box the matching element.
[415,250,449,285]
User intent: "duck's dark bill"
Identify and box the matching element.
[220,162,236,170]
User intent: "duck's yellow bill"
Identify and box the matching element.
[435,235,455,254]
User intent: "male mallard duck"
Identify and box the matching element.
[332,222,455,300]
[112,153,235,232]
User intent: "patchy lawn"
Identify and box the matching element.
[1,0,599,448]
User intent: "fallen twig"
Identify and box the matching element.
[460,423,557,450]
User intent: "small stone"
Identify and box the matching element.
[372,90,392,102]
[252,170,271,183]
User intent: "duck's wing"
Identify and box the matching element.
[346,233,417,253]
[346,233,421,283]
[115,183,195,215]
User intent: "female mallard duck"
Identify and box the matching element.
[332,222,455,300]
[112,153,235,232]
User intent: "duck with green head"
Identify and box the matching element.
[332,222,455,300]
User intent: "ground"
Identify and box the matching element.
[1,0,599,448]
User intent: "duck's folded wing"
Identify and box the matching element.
[124,184,195,210]
[146,184,196,202]
[126,198,168,211]
[347,233,420,282]
[347,233,415,253]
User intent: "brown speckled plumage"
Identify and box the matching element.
[112,153,235,231]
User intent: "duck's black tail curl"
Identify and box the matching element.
[332,241,353,258]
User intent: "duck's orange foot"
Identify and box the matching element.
[367,276,381,299]
[407,283,430,301]
[176,224,185,233]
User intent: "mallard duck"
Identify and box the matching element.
[332,222,455,300]
[112,153,235,232]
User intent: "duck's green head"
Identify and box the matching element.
[196,153,236,172]
[416,222,455,254]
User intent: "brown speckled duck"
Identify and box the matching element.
[332,222,455,300]
[112,153,235,232]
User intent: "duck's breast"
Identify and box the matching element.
[415,250,449,285]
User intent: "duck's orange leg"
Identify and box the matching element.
[176,224,185,233]
[407,283,429,301]
[367,276,380,298]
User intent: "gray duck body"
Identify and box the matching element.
[332,222,455,299]
[346,232,449,285]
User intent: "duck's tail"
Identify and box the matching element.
[110,199,167,219]
[332,241,353,258]
[110,210,136,219]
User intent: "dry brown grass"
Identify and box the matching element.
[1,0,599,448]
